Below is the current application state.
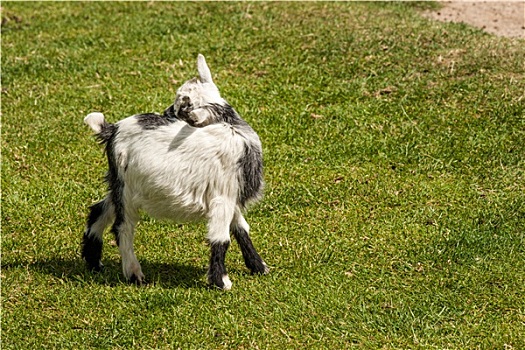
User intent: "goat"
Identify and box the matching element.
[82,54,268,290]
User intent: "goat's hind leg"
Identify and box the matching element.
[82,197,115,271]
[112,206,145,285]
[231,208,269,275]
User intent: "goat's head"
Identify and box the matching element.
[174,54,225,127]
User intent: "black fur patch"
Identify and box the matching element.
[103,125,124,247]
[208,241,230,289]
[238,142,264,208]
[87,199,107,227]
[96,122,117,145]
[163,104,178,119]
[135,113,174,130]
[232,226,266,274]
[110,217,123,247]
[177,98,194,123]
[82,196,107,271]
[82,233,104,271]
[206,103,245,126]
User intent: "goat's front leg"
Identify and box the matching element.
[207,198,235,290]
[112,208,144,285]
[231,208,269,275]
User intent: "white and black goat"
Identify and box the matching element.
[82,54,268,290]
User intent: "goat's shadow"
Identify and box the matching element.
[3,257,208,289]
[168,124,197,152]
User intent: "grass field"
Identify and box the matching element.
[2,2,524,348]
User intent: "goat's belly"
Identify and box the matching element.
[142,202,206,223]
[133,189,208,223]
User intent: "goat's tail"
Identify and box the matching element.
[84,112,115,144]
[84,112,106,133]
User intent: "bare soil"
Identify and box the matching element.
[423,1,525,39]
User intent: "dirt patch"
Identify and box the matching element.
[423,1,525,39]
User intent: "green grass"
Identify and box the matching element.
[2,2,524,348]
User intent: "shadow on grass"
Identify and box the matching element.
[2,257,208,289]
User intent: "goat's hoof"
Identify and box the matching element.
[86,261,104,272]
[221,275,232,290]
[129,273,146,286]
[250,261,270,275]
[209,274,232,291]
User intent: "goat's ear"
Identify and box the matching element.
[189,108,213,127]
[197,54,214,84]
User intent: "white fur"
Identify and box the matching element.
[221,275,232,291]
[197,54,213,84]
[84,112,105,134]
[189,108,213,126]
